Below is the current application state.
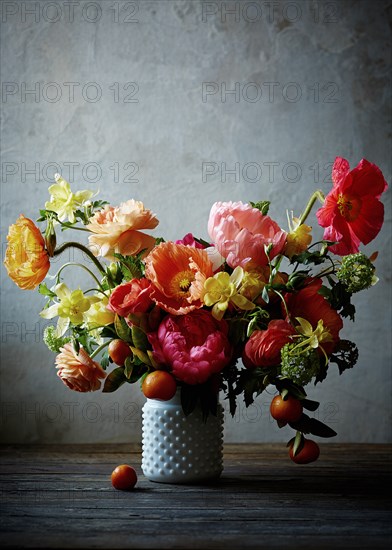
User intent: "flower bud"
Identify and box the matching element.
[44,219,57,257]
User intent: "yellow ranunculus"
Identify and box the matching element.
[4,215,50,290]
[45,174,94,223]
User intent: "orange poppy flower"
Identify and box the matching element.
[144,242,213,315]
[4,215,50,290]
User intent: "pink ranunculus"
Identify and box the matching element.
[148,310,232,385]
[175,233,206,249]
[108,278,153,317]
[55,343,106,392]
[208,201,287,268]
[242,320,296,368]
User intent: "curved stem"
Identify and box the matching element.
[55,262,105,291]
[58,220,91,232]
[84,287,109,297]
[299,190,325,225]
[54,241,106,276]
[90,340,110,359]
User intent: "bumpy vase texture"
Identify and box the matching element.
[142,391,224,483]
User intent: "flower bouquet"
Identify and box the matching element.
[4,156,388,464]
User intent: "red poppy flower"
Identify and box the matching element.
[316,157,388,255]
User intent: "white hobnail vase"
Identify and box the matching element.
[141,390,224,484]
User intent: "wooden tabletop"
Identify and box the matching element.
[0,443,391,549]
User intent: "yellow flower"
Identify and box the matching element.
[284,214,312,259]
[84,295,115,329]
[45,174,94,223]
[40,283,100,336]
[292,317,333,364]
[4,215,50,290]
[203,266,255,320]
[239,270,266,302]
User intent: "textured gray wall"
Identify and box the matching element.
[0,0,391,444]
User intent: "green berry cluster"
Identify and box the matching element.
[43,326,70,353]
[336,252,375,293]
[280,341,320,385]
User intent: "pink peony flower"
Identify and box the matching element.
[242,320,296,368]
[316,157,388,255]
[208,201,287,268]
[107,278,154,318]
[55,343,106,392]
[148,310,232,385]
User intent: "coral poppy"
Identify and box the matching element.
[87,199,159,260]
[316,157,388,255]
[4,215,50,290]
[284,278,343,356]
[208,201,287,268]
[144,242,213,315]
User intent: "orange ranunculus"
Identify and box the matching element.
[87,199,159,260]
[144,241,214,315]
[4,215,50,290]
[55,343,106,392]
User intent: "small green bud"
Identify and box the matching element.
[44,219,57,257]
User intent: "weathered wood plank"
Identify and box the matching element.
[0,444,391,549]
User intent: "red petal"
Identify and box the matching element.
[349,196,385,245]
[325,215,360,255]
[344,159,388,198]
[332,157,350,187]
[316,193,339,228]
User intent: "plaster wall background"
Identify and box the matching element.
[0,0,391,444]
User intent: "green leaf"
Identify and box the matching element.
[181,384,198,416]
[301,399,320,412]
[329,339,359,374]
[289,414,337,438]
[124,356,134,379]
[130,346,152,366]
[102,367,127,392]
[292,431,304,456]
[114,314,132,342]
[100,350,110,370]
[38,283,56,298]
[261,286,270,304]
[250,200,270,215]
[131,325,150,351]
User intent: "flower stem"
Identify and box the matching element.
[54,242,117,289]
[54,262,105,291]
[58,220,91,232]
[53,241,107,276]
[299,190,325,225]
[90,340,110,359]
